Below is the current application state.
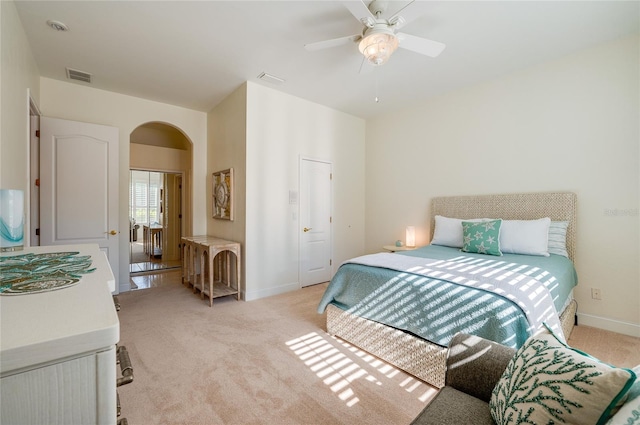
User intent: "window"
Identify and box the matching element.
[130,171,162,225]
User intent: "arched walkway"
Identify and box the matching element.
[128,122,193,278]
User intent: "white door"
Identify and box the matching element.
[40,117,119,288]
[299,158,332,287]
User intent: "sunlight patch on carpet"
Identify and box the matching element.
[286,332,432,407]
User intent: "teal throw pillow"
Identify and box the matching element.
[461,219,502,256]
[490,324,636,425]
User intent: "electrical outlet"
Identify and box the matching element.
[591,288,602,300]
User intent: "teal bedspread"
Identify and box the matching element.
[317,245,577,348]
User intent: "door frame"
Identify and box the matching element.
[298,156,333,287]
[129,168,184,272]
[28,92,42,247]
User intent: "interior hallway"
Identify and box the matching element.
[129,241,181,288]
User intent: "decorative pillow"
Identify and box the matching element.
[499,217,551,256]
[431,216,488,248]
[548,220,570,257]
[607,365,640,424]
[461,219,502,256]
[490,324,636,425]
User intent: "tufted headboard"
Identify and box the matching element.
[430,192,577,262]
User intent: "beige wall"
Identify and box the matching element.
[40,78,207,293]
[0,0,40,238]
[130,143,190,173]
[243,82,366,300]
[208,82,366,301]
[207,83,248,294]
[131,125,189,150]
[365,35,640,336]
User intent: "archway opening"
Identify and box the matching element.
[129,122,193,282]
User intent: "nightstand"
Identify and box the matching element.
[383,245,417,253]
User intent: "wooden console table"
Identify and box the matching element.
[181,236,241,307]
[181,235,208,286]
[143,224,163,257]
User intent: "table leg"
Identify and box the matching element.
[216,253,221,284]
[208,249,217,307]
[191,242,198,288]
[225,251,230,288]
[182,241,189,285]
[199,247,205,297]
[181,241,185,283]
[235,248,241,300]
[196,244,204,292]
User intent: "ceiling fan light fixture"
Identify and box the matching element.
[358,31,398,66]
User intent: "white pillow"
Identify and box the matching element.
[499,217,551,256]
[431,216,488,248]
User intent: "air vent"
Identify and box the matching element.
[257,72,285,85]
[46,20,69,32]
[66,68,92,83]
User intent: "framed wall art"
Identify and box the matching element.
[212,168,233,220]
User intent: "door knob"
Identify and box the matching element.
[303,227,312,232]
[107,230,118,235]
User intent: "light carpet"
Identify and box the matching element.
[117,276,434,424]
[117,271,640,424]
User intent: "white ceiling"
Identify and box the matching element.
[14,1,639,119]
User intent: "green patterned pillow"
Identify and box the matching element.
[461,219,502,256]
[490,324,636,425]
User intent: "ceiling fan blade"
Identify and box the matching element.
[343,0,375,25]
[305,34,360,51]
[396,32,446,58]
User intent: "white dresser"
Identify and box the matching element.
[0,244,120,425]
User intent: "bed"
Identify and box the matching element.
[318,192,578,388]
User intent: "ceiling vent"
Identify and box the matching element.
[66,68,92,83]
[257,72,285,85]
[46,20,69,32]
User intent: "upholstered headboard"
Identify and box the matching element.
[430,192,577,262]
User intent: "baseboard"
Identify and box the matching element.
[244,281,299,301]
[577,313,640,337]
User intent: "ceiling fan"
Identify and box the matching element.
[305,0,445,69]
